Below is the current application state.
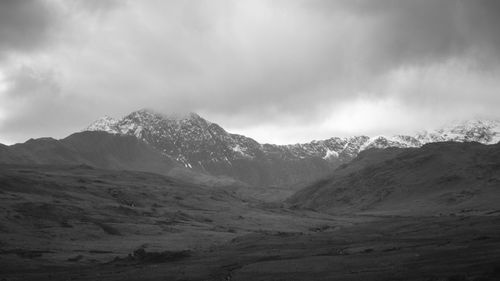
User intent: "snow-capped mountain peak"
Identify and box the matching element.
[84,115,120,133]
[416,119,500,144]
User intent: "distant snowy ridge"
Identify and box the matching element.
[85,111,500,164]
[282,119,500,160]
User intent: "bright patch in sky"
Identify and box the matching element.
[0,71,8,133]
[228,97,425,144]
[0,70,7,93]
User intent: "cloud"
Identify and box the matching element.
[0,0,57,60]
[44,1,369,121]
[1,0,500,144]
[329,0,500,69]
[70,0,125,13]
[0,66,92,143]
[3,66,60,99]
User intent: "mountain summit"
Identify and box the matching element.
[87,109,262,167]
[85,115,120,133]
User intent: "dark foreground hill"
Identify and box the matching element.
[288,142,500,215]
[0,131,268,197]
[1,131,178,173]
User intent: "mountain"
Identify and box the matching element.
[287,141,500,215]
[85,109,337,187]
[85,109,500,187]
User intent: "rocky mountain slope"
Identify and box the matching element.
[84,109,500,187]
[288,141,500,215]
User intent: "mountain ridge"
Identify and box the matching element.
[83,109,500,187]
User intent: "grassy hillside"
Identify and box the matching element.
[288,142,500,215]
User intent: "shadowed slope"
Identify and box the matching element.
[1,131,179,174]
[288,142,500,215]
[0,132,278,199]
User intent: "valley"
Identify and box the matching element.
[0,164,353,279]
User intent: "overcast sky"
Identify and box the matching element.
[1,0,500,144]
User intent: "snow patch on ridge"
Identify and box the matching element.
[323,149,339,159]
[231,144,252,158]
